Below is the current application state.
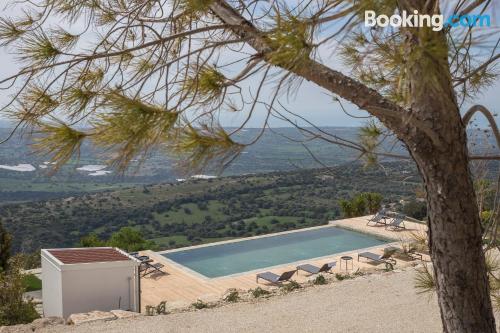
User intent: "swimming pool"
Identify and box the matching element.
[161,226,391,278]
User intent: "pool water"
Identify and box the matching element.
[162,226,390,278]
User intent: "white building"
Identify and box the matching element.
[41,247,141,318]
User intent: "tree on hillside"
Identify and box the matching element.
[79,228,156,251]
[360,192,383,214]
[339,192,383,217]
[0,0,499,331]
[108,227,156,252]
[79,233,106,247]
[338,199,355,218]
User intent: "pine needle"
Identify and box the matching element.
[92,91,179,172]
[414,263,436,294]
[184,65,227,103]
[0,18,26,46]
[17,31,61,65]
[267,12,313,70]
[168,123,244,174]
[32,121,87,172]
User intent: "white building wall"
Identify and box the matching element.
[41,252,63,317]
[60,263,138,318]
[41,248,140,319]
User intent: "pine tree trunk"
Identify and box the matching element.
[404,23,496,332]
[411,138,495,332]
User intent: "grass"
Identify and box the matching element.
[23,274,42,292]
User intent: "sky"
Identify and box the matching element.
[0,2,499,129]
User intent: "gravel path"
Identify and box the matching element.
[39,269,488,333]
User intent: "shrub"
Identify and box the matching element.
[223,290,239,303]
[313,274,327,285]
[338,200,354,218]
[17,252,41,270]
[250,287,270,298]
[145,305,155,316]
[145,301,167,316]
[156,301,167,314]
[409,230,429,254]
[361,192,383,214]
[280,280,301,292]
[403,200,427,220]
[0,261,40,326]
[352,269,365,277]
[414,263,435,294]
[0,222,12,272]
[335,273,353,281]
[192,299,209,309]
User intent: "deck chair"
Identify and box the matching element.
[385,215,406,230]
[366,209,388,226]
[296,261,337,275]
[141,262,166,277]
[358,251,396,269]
[256,270,296,284]
[139,259,153,274]
[129,252,150,262]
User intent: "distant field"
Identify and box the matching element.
[0,179,133,192]
[0,127,411,203]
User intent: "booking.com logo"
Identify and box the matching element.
[365,10,491,31]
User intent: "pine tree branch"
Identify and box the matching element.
[208,0,407,133]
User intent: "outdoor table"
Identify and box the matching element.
[340,256,353,270]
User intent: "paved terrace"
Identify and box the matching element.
[140,215,427,310]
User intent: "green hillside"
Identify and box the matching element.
[1,162,421,253]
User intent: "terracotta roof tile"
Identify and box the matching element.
[48,248,130,264]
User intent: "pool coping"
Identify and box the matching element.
[153,223,399,281]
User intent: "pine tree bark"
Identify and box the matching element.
[402,23,495,332]
[411,130,495,332]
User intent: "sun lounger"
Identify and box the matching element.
[358,251,396,268]
[296,261,336,275]
[366,209,388,226]
[141,262,166,277]
[139,259,153,275]
[256,270,296,284]
[385,215,406,230]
